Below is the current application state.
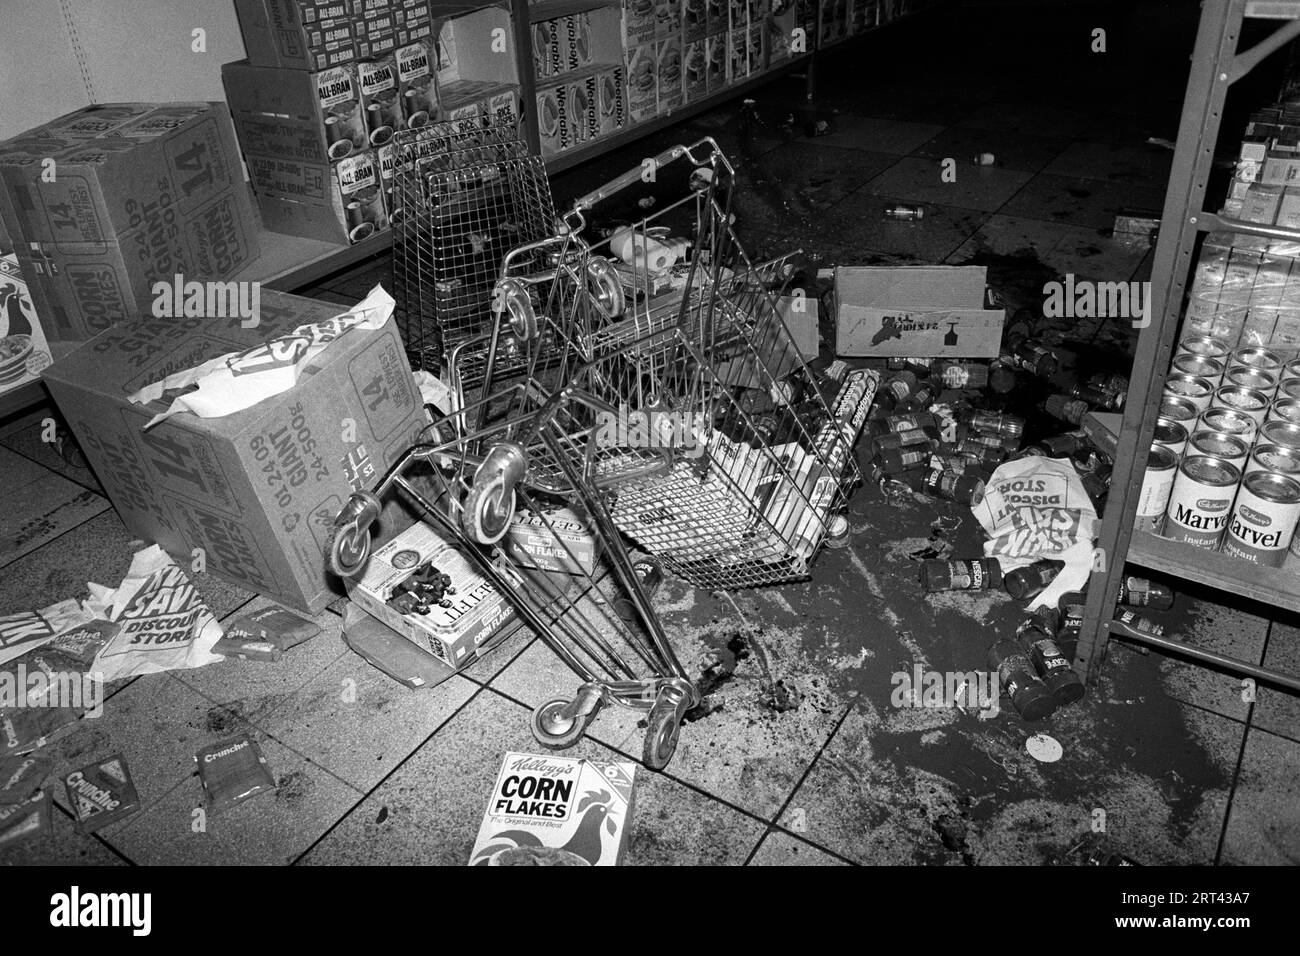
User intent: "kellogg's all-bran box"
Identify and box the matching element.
[469,752,637,866]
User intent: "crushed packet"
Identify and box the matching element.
[64,753,141,832]
[195,736,276,814]
[128,285,395,428]
[0,788,51,850]
[0,598,100,668]
[0,753,53,806]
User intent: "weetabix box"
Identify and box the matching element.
[596,66,627,136]
[42,290,425,614]
[727,28,749,82]
[0,103,259,345]
[535,80,572,157]
[233,0,356,70]
[533,18,563,80]
[469,752,637,866]
[567,73,600,147]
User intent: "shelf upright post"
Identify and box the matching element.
[1077,0,1300,683]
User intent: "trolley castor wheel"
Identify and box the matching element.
[460,441,526,545]
[585,256,624,319]
[642,688,688,771]
[531,698,597,750]
[326,491,382,578]
[492,277,538,341]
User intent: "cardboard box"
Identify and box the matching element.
[355,8,398,58]
[536,80,571,157]
[505,506,599,576]
[0,103,260,345]
[0,254,53,399]
[347,521,519,669]
[567,74,600,147]
[684,38,708,101]
[834,266,1005,358]
[706,0,727,34]
[627,45,658,123]
[777,292,819,360]
[658,38,684,112]
[705,33,728,92]
[727,28,749,82]
[357,54,404,148]
[469,752,637,866]
[684,0,708,40]
[656,0,683,36]
[533,18,563,80]
[233,0,357,70]
[223,61,390,244]
[596,66,628,136]
[43,291,425,614]
[625,0,658,46]
[395,39,441,129]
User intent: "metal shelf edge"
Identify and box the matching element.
[1127,530,1300,613]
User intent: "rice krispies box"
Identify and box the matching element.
[42,289,425,614]
[469,752,637,866]
[346,521,520,670]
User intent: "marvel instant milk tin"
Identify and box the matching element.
[1164,455,1241,549]
[1221,470,1300,566]
[1135,443,1178,534]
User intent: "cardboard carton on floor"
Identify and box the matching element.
[834,265,1004,358]
[469,752,637,866]
[0,103,259,345]
[42,290,425,614]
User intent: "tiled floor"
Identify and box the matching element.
[4,3,1300,865]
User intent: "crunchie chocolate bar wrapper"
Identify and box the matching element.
[64,753,141,832]
[0,788,51,850]
[211,637,283,662]
[1,705,80,756]
[195,735,276,814]
[222,607,321,652]
[44,620,119,668]
[0,753,53,806]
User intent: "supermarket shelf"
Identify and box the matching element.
[236,228,392,292]
[542,56,812,174]
[1128,531,1300,614]
[0,380,45,420]
[1245,1,1300,18]
[527,0,619,22]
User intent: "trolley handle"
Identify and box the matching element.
[569,138,733,213]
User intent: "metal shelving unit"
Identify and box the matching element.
[1079,0,1300,696]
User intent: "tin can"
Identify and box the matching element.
[1210,385,1270,426]
[1224,365,1279,397]
[1136,443,1178,533]
[1177,334,1231,361]
[1164,455,1241,549]
[1171,353,1225,386]
[1221,470,1300,566]
[1268,397,1300,425]
[1159,394,1201,425]
[1188,430,1249,471]
[972,152,996,166]
[1282,357,1300,383]
[884,203,924,221]
[1260,419,1300,452]
[1163,374,1216,412]
[1281,378,1300,403]
[824,514,852,549]
[1228,346,1283,374]
[1152,417,1189,459]
[1246,442,1300,478]
[1194,406,1257,441]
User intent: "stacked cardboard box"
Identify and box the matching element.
[0,103,259,344]
[536,6,628,158]
[232,0,435,68]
